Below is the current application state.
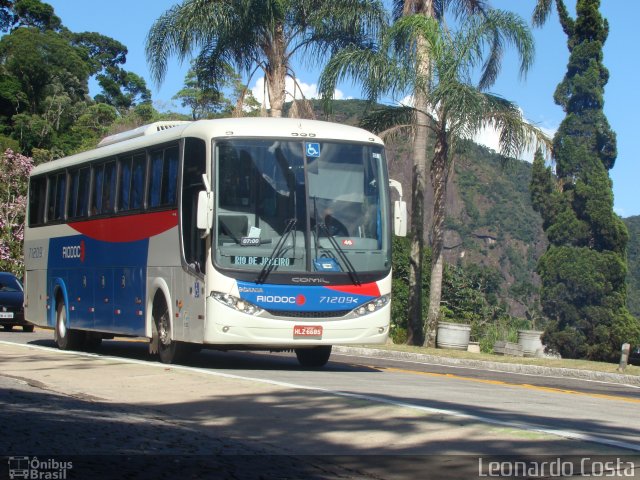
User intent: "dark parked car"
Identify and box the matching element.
[0,272,33,332]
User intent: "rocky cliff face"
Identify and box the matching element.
[385,137,547,318]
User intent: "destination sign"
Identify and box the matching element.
[232,256,294,267]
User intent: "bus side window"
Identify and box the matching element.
[118,156,132,212]
[68,167,90,219]
[149,150,163,208]
[77,168,90,217]
[149,145,179,209]
[131,153,146,210]
[103,161,116,214]
[28,177,47,226]
[91,164,105,215]
[163,146,179,206]
[47,172,66,223]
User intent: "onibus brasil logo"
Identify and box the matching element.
[8,456,73,479]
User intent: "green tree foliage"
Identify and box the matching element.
[530,0,640,360]
[0,149,33,274]
[624,216,640,319]
[94,68,151,112]
[0,0,156,156]
[71,31,152,114]
[173,64,259,119]
[391,236,525,351]
[0,0,61,32]
[0,27,89,112]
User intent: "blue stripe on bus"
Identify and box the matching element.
[237,281,378,312]
[47,235,149,335]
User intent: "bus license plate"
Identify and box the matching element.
[293,325,323,339]
[0,312,14,319]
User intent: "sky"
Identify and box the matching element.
[45,0,639,218]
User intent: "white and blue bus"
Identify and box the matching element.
[24,118,406,367]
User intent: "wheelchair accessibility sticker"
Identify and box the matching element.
[305,143,321,158]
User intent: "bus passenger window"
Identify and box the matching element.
[28,177,47,226]
[47,173,66,222]
[118,156,132,211]
[131,154,145,209]
[149,146,179,208]
[91,165,104,215]
[68,168,90,219]
[163,146,179,206]
[149,150,163,208]
[103,162,116,214]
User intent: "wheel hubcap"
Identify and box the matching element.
[58,309,66,338]
[159,312,170,345]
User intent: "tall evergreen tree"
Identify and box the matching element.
[530,0,640,361]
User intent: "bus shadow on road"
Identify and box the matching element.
[26,337,382,373]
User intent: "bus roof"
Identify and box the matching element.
[30,118,384,176]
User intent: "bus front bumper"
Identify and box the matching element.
[202,295,390,346]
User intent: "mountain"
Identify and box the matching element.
[384,136,547,318]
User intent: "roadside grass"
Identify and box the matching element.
[361,342,640,376]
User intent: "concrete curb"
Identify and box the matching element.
[332,346,640,387]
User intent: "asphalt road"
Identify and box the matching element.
[1,329,639,479]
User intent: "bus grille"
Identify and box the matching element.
[265,309,351,319]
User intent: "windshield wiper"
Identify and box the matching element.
[256,218,297,284]
[317,222,361,286]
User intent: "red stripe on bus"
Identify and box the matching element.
[326,283,380,297]
[69,210,178,242]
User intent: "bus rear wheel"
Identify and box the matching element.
[54,302,83,350]
[295,346,332,368]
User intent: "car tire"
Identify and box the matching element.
[2,325,13,332]
[22,325,34,332]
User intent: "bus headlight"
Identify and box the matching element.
[212,292,264,316]
[353,294,390,316]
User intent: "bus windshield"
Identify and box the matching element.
[214,139,390,277]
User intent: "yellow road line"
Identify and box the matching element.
[379,366,640,404]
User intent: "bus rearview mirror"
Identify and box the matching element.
[394,200,407,237]
[197,191,214,236]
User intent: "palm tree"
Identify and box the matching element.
[532,0,573,33]
[146,0,386,118]
[394,0,492,346]
[320,10,549,346]
[322,0,534,346]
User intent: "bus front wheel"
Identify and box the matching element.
[54,302,82,350]
[295,346,332,368]
[154,296,189,364]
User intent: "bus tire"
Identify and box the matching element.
[154,295,189,364]
[295,346,332,368]
[54,301,83,350]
